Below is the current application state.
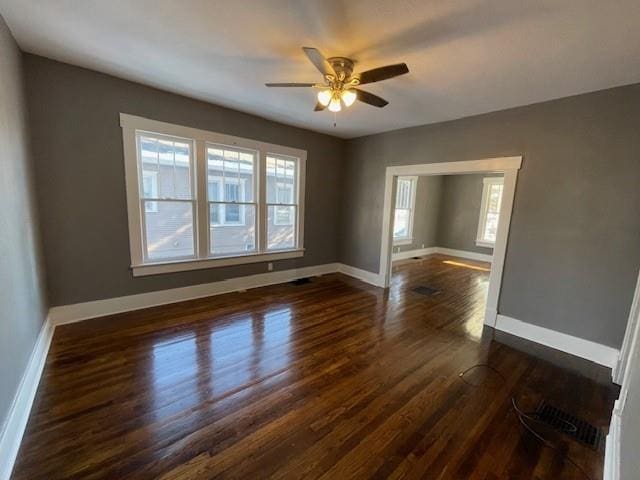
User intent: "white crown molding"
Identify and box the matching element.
[0,316,54,480]
[495,314,620,369]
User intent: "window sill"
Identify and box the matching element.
[393,238,413,246]
[475,240,495,249]
[131,249,304,277]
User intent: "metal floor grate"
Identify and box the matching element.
[291,277,311,286]
[535,401,603,450]
[412,285,440,297]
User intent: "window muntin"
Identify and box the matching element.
[137,133,196,261]
[393,176,417,242]
[207,145,257,256]
[477,177,504,246]
[266,155,298,250]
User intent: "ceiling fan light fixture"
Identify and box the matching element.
[328,96,342,112]
[317,89,332,107]
[341,89,357,107]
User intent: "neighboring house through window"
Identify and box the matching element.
[393,176,417,245]
[142,170,158,213]
[121,114,306,276]
[476,177,504,247]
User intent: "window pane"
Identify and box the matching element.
[225,204,240,223]
[268,205,296,250]
[267,155,297,204]
[207,145,255,202]
[484,212,500,242]
[210,204,256,256]
[488,184,503,213]
[144,201,194,260]
[139,135,192,200]
[393,209,410,238]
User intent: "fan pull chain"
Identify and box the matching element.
[333,111,337,128]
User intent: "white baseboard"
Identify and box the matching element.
[338,263,385,288]
[604,400,621,480]
[392,246,438,261]
[434,247,493,263]
[495,314,620,368]
[50,263,342,326]
[391,246,492,263]
[0,315,54,480]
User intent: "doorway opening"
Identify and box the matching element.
[379,157,522,327]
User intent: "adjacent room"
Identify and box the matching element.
[1,2,639,479]
[390,172,504,339]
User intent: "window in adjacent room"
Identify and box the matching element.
[393,176,417,245]
[476,177,504,247]
[121,114,306,276]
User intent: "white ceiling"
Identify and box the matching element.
[1,0,640,138]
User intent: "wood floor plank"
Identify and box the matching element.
[11,254,618,479]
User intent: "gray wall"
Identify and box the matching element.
[437,174,502,255]
[341,84,640,348]
[24,54,344,306]
[0,17,47,431]
[395,176,443,252]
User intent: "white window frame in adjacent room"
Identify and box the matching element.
[121,113,306,277]
[392,176,417,246]
[476,176,504,248]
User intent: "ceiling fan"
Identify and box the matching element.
[265,47,409,112]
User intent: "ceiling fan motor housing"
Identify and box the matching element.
[327,57,355,81]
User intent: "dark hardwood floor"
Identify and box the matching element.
[12,254,618,479]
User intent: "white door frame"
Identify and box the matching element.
[614,268,640,384]
[379,156,522,327]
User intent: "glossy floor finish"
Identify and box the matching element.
[13,255,618,479]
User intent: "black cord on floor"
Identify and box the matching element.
[458,364,592,480]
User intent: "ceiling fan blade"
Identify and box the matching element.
[354,88,389,108]
[265,83,316,87]
[357,63,409,85]
[302,47,336,79]
[314,102,327,112]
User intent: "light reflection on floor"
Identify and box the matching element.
[392,256,491,342]
[442,259,491,272]
[149,307,293,416]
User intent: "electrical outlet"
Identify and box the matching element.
[267,262,273,271]
[421,243,425,249]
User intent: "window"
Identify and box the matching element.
[476,177,504,247]
[137,133,195,261]
[207,145,255,255]
[393,176,417,245]
[267,155,298,249]
[121,114,306,276]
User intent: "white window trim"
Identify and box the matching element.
[393,176,417,245]
[121,113,306,277]
[476,176,504,247]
